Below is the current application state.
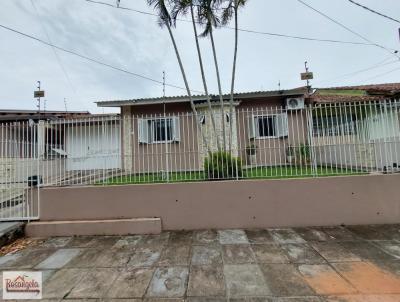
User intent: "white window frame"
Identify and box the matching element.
[251,113,288,139]
[138,117,180,144]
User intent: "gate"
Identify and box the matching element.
[0,121,40,221]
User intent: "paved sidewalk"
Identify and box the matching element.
[0,224,400,301]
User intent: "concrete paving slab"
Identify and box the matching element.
[318,227,360,242]
[158,244,190,266]
[332,261,400,294]
[339,242,398,262]
[294,228,331,242]
[191,245,222,266]
[106,268,155,298]
[2,248,57,269]
[252,244,290,264]
[187,298,227,302]
[372,241,400,259]
[41,237,72,248]
[65,248,102,268]
[43,268,88,299]
[224,264,270,297]
[325,294,400,302]
[281,244,326,264]
[229,298,272,302]
[274,298,323,302]
[36,248,82,269]
[0,252,22,268]
[260,264,314,297]
[245,229,274,244]
[311,242,361,262]
[269,229,306,245]
[93,249,132,267]
[67,268,119,298]
[222,245,255,264]
[193,230,219,245]
[88,236,119,248]
[127,246,161,268]
[298,264,357,295]
[146,267,189,298]
[187,265,225,297]
[113,235,144,249]
[218,230,249,245]
[168,231,193,245]
[65,236,97,248]
[141,233,170,247]
[346,225,394,241]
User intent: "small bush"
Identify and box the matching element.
[204,151,242,180]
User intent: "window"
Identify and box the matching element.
[249,114,288,139]
[138,117,180,144]
[313,115,357,136]
[257,116,276,137]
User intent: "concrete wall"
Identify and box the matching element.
[38,174,400,230]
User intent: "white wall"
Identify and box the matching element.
[66,123,121,171]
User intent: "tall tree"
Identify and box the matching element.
[172,0,221,151]
[146,0,210,151]
[222,0,247,152]
[198,0,227,151]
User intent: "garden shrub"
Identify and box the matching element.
[204,151,242,180]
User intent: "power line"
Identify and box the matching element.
[296,0,400,59]
[0,23,202,94]
[315,56,400,85]
[363,66,400,81]
[346,0,400,24]
[84,0,376,46]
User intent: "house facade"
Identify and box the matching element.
[97,83,400,175]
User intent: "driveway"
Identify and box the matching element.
[0,224,400,301]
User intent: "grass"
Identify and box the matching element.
[101,166,365,185]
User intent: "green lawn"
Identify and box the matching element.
[101,166,365,185]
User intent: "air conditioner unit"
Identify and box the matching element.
[286,97,305,110]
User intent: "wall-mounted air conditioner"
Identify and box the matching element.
[286,97,305,110]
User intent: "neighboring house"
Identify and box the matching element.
[309,83,400,171]
[97,83,400,174]
[0,110,120,187]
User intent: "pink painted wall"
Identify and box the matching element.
[38,174,400,230]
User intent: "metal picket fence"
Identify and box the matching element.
[0,99,399,220]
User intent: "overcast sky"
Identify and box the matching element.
[1,0,399,113]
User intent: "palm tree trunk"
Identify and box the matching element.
[228,0,238,153]
[190,5,221,151]
[165,22,210,153]
[209,27,227,151]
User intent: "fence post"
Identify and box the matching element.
[306,104,318,177]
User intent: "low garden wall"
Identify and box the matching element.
[37,174,400,230]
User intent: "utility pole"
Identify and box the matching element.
[64,98,68,112]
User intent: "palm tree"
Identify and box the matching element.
[197,0,227,151]
[146,0,210,151]
[172,0,221,151]
[222,0,247,152]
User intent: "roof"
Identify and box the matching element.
[311,82,400,103]
[0,109,91,122]
[321,83,400,93]
[96,88,308,107]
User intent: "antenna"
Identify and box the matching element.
[301,61,314,93]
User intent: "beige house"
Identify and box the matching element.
[97,83,400,175]
[97,88,309,173]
